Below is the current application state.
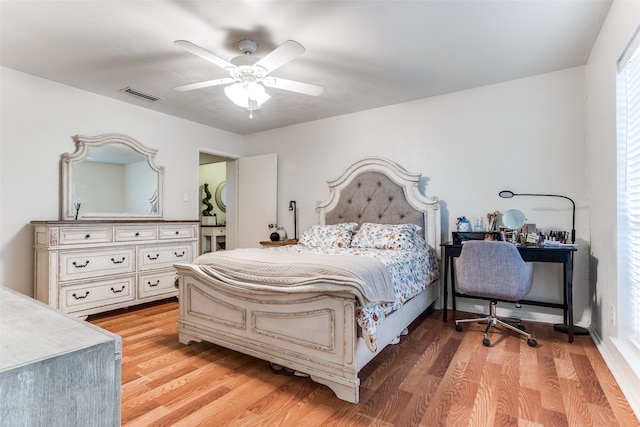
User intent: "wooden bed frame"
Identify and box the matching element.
[174,157,441,403]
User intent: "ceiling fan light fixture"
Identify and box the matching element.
[224,82,271,109]
[247,82,268,102]
[224,83,247,107]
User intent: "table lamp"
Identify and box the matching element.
[498,190,587,336]
[289,200,297,240]
[499,190,575,244]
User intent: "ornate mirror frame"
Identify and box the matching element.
[61,133,165,220]
[215,181,227,212]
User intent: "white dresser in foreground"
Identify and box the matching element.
[0,288,121,426]
[31,220,199,317]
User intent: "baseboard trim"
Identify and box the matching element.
[590,329,640,421]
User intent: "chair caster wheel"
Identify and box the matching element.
[455,324,462,332]
[482,338,491,347]
[527,338,537,347]
[516,324,526,332]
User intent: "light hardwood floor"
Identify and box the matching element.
[89,299,639,426]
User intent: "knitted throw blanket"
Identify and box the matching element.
[193,248,394,305]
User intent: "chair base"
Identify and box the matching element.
[455,300,537,347]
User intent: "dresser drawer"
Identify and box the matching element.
[59,248,135,281]
[139,244,193,270]
[59,227,113,245]
[159,225,196,240]
[60,276,135,312]
[115,226,158,242]
[139,270,178,299]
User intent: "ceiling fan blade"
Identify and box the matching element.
[174,40,236,70]
[175,77,235,92]
[263,77,324,96]
[254,40,305,73]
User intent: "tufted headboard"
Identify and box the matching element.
[316,157,441,252]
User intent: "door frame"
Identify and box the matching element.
[198,149,239,249]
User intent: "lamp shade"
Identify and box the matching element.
[224,82,271,109]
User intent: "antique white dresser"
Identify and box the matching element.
[31,219,198,317]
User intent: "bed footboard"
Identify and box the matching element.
[175,263,363,403]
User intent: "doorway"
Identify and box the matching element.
[198,151,278,251]
[199,152,233,254]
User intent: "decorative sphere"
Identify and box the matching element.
[270,232,280,242]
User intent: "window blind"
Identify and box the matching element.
[618,42,640,346]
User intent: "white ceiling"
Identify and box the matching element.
[0,0,611,136]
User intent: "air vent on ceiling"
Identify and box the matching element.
[120,86,163,102]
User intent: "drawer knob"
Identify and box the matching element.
[175,231,180,235]
[135,232,140,237]
[72,291,90,300]
[147,254,160,260]
[111,257,125,264]
[84,234,91,239]
[174,251,185,258]
[72,260,90,268]
[110,286,126,294]
[148,280,160,287]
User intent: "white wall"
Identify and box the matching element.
[244,67,590,326]
[0,66,243,296]
[585,0,640,415]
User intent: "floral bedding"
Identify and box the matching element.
[272,239,440,351]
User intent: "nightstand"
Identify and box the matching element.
[201,225,226,254]
[259,239,299,247]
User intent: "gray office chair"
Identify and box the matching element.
[454,240,537,347]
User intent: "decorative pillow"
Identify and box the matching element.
[351,223,426,251]
[298,223,358,248]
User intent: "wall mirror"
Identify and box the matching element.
[215,181,227,212]
[61,133,165,220]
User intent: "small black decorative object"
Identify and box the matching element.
[270,232,280,242]
[202,183,213,216]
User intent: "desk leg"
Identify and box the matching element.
[553,252,588,342]
[442,253,449,322]
[566,255,574,343]
[562,266,568,325]
[450,257,456,312]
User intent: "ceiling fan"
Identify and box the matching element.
[174,39,323,116]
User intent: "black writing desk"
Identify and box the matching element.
[440,242,578,343]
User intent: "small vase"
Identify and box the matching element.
[277,227,288,241]
[457,216,471,232]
